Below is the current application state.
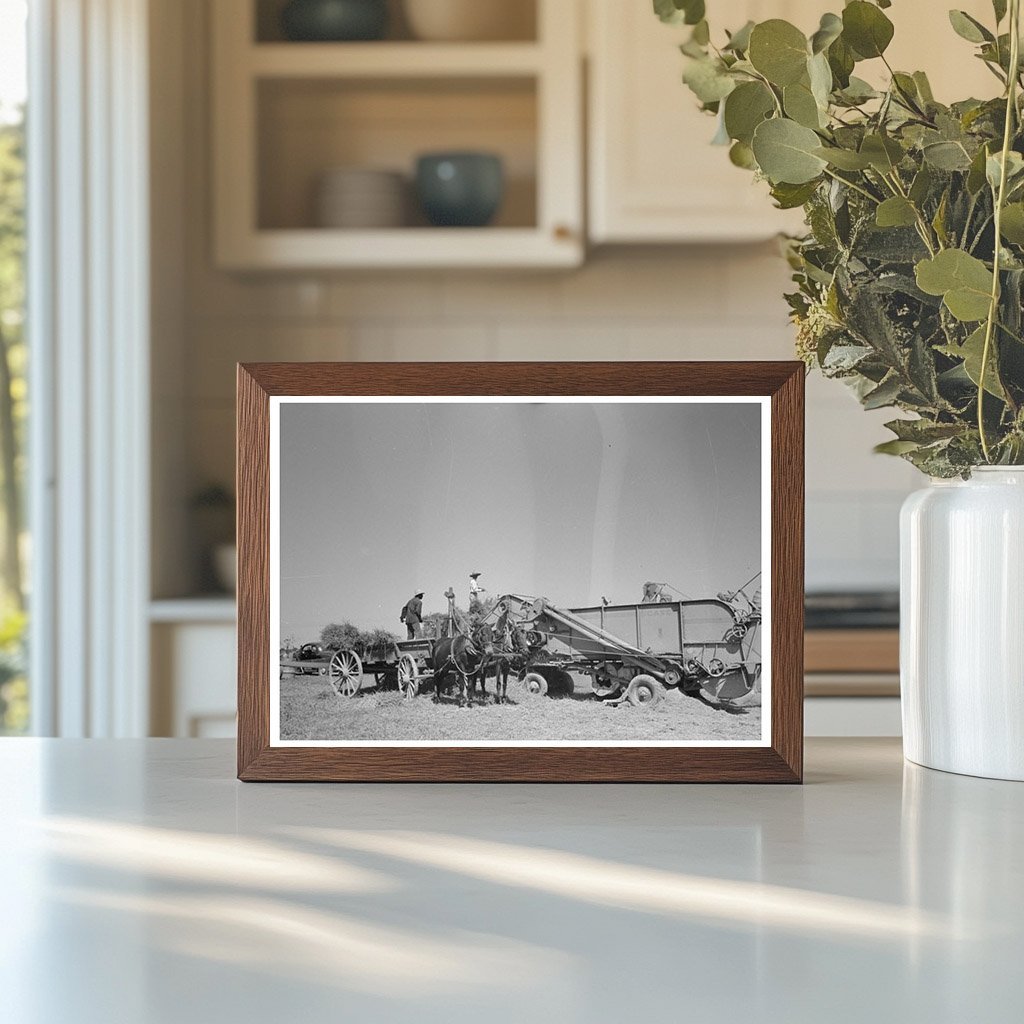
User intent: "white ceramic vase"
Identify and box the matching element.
[900,467,1024,780]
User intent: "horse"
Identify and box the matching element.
[466,622,496,705]
[430,632,489,707]
[471,618,530,705]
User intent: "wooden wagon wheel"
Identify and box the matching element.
[397,654,419,698]
[329,650,363,697]
[627,674,663,708]
[519,671,548,698]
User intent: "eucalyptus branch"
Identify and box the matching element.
[665,1,1024,474]
[979,0,1021,461]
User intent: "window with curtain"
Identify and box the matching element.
[0,0,28,734]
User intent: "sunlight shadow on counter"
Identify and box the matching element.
[52,885,571,998]
[290,826,972,943]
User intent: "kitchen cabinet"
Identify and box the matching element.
[211,0,583,269]
[587,0,998,244]
[150,600,237,737]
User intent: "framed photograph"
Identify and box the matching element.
[237,362,803,782]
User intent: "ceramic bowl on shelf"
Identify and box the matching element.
[280,0,388,42]
[315,167,408,228]
[403,0,534,42]
[414,152,504,227]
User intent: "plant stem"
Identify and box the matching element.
[962,191,980,248]
[997,319,1024,345]
[750,70,784,117]
[979,0,1021,462]
[822,167,881,205]
[968,213,994,253]
[884,170,939,254]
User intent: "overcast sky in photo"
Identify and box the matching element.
[278,400,763,643]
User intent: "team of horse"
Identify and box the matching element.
[428,618,531,707]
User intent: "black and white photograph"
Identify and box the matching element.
[270,396,770,747]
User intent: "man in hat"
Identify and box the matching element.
[469,572,486,612]
[401,591,424,639]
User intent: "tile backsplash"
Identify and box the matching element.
[180,247,916,594]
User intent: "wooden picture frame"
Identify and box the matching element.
[237,362,804,782]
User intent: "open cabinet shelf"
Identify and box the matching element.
[212,0,582,269]
[249,42,545,77]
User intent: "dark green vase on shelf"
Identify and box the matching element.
[415,153,505,228]
[280,0,388,42]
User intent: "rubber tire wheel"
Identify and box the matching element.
[537,667,573,697]
[593,680,622,699]
[549,669,574,697]
[520,671,549,698]
[627,674,663,708]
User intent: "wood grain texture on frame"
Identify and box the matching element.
[237,362,804,783]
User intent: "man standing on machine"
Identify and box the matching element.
[400,591,425,639]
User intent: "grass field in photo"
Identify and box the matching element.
[279,672,762,744]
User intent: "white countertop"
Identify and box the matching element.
[1,738,1020,1023]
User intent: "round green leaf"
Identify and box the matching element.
[940,326,1005,398]
[1000,203,1024,245]
[827,35,856,88]
[948,10,994,44]
[654,0,705,26]
[814,146,871,171]
[723,81,775,144]
[682,57,736,104]
[807,52,833,107]
[811,13,843,55]
[923,140,973,171]
[752,118,828,184]
[875,197,918,228]
[842,1,894,59]
[748,20,809,86]
[724,20,755,53]
[915,249,993,322]
[771,180,820,209]
[783,81,823,129]
[729,140,757,170]
[986,150,1024,190]
[860,133,904,173]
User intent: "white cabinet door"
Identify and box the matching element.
[587,0,997,244]
[151,619,237,738]
[588,0,811,243]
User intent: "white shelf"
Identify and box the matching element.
[249,42,544,78]
[150,597,237,624]
[218,227,580,270]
